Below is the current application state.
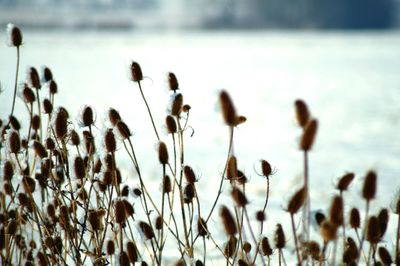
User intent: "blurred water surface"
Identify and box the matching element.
[0,30,399,263]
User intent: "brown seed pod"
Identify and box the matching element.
[231,186,248,207]
[155,215,163,230]
[243,241,252,253]
[158,142,169,165]
[119,251,130,266]
[163,175,172,194]
[236,170,248,184]
[133,187,142,197]
[116,121,131,139]
[184,184,195,204]
[256,211,266,222]
[261,160,273,177]
[88,210,102,231]
[123,199,134,217]
[9,115,21,131]
[108,108,121,126]
[183,165,196,184]
[121,185,129,197]
[349,208,360,228]
[8,24,22,47]
[337,172,355,191]
[342,237,359,263]
[31,115,40,131]
[54,236,63,254]
[130,61,143,82]
[362,170,377,201]
[115,200,127,224]
[219,90,236,127]
[226,156,237,180]
[307,241,321,261]
[366,216,380,244]
[197,217,208,237]
[274,223,286,249]
[182,104,191,112]
[0,227,4,250]
[83,130,95,155]
[106,239,115,255]
[94,158,102,174]
[320,220,337,242]
[195,260,204,266]
[104,129,116,152]
[234,115,247,126]
[220,206,237,235]
[165,115,177,134]
[315,211,326,226]
[49,80,58,94]
[126,241,138,263]
[378,246,392,265]
[329,195,344,226]
[37,251,48,266]
[42,98,53,114]
[68,130,80,146]
[82,106,94,127]
[261,237,273,256]
[47,203,56,218]
[7,219,18,235]
[300,119,318,151]
[54,108,68,140]
[22,176,36,193]
[139,221,155,239]
[224,236,238,258]
[33,141,47,159]
[168,72,179,92]
[3,160,14,181]
[43,67,53,82]
[378,209,389,238]
[8,131,21,154]
[171,93,183,116]
[287,187,307,214]
[22,84,35,103]
[29,67,41,89]
[74,156,85,179]
[294,99,310,128]
[4,182,13,195]
[45,137,55,150]
[104,154,115,171]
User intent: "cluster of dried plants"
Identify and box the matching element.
[0,24,399,266]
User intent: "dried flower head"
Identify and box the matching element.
[220,205,237,235]
[106,239,115,255]
[315,211,326,226]
[104,129,116,152]
[219,90,236,126]
[378,246,392,265]
[116,121,131,139]
[366,216,380,244]
[329,195,343,226]
[261,159,273,177]
[224,236,237,258]
[130,61,143,82]
[139,221,155,239]
[29,67,41,89]
[165,115,177,134]
[300,119,318,151]
[43,99,53,114]
[349,208,360,228]
[9,115,21,131]
[8,131,21,154]
[49,80,58,94]
[231,186,248,207]
[7,24,22,47]
[183,165,196,184]
[162,175,172,194]
[171,93,183,116]
[54,107,69,140]
[168,72,179,92]
[261,237,273,256]
[3,160,14,181]
[33,141,47,159]
[108,108,121,126]
[294,99,310,128]
[377,208,389,239]
[226,155,238,180]
[287,187,307,214]
[197,217,208,237]
[22,84,35,103]
[158,141,169,165]
[274,224,286,249]
[115,200,128,224]
[81,106,94,127]
[320,220,337,242]
[337,172,355,191]
[119,251,130,266]
[126,241,138,263]
[362,170,377,201]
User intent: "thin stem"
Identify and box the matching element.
[358,200,370,264]
[35,88,42,142]
[396,214,400,265]
[303,150,310,242]
[9,47,20,118]
[290,213,301,266]
[245,207,266,266]
[137,81,160,141]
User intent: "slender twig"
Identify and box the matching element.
[9,47,20,118]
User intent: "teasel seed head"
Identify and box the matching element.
[171,93,183,116]
[155,215,163,231]
[315,211,326,226]
[115,200,127,224]
[165,115,177,134]
[123,199,135,217]
[22,84,35,103]
[88,209,104,231]
[337,172,355,191]
[158,141,169,165]
[197,217,208,237]
[349,208,360,228]
[139,221,155,239]
[108,108,121,126]
[366,216,380,244]
[47,203,56,218]
[130,61,143,82]
[219,90,236,127]
[133,187,142,197]
[37,251,48,266]
[261,237,273,256]
[29,67,41,89]
[83,130,96,154]
[3,160,14,181]
[127,241,138,263]
[300,119,318,151]
[329,195,344,226]
[287,186,307,214]
[8,131,21,154]
[106,239,115,255]
[22,176,36,193]
[342,237,359,263]
[43,98,53,114]
[274,224,286,249]
[163,175,172,194]
[42,67,53,82]
[378,246,392,265]
[82,106,94,127]
[220,205,237,235]
[307,241,321,261]
[7,219,18,235]
[226,155,237,180]
[294,99,310,128]
[104,129,116,152]
[243,241,252,253]
[231,186,248,207]
[183,165,196,183]
[362,170,377,201]
[261,159,273,177]
[184,184,195,204]
[4,182,12,195]
[119,251,130,266]
[224,236,238,258]
[48,80,58,94]
[195,260,204,266]
[168,72,179,92]
[378,208,389,238]
[182,104,191,112]
[45,137,55,150]
[116,121,131,139]
[7,24,22,47]
[320,220,337,242]
[121,185,129,197]
[54,108,68,140]
[9,115,21,131]
[256,211,266,222]
[74,156,85,179]
[33,141,47,159]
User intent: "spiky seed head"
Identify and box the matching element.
[349,208,360,228]
[224,236,238,258]
[366,216,380,244]
[155,215,163,231]
[8,131,20,154]
[139,221,155,239]
[261,160,273,177]
[43,98,53,114]
[108,108,121,126]
[104,129,116,152]
[48,80,58,94]
[183,165,196,183]
[43,67,53,82]
[261,237,273,256]
[121,185,129,197]
[22,84,35,103]
[22,176,36,193]
[119,251,130,266]
[45,137,55,150]
[7,220,18,235]
[195,260,204,266]
[122,199,134,217]
[3,161,14,181]
[69,130,80,146]
[88,210,102,231]
[165,115,177,134]
[158,141,169,165]
[74,156,85,179]
[226,156,237,180]
[54,108,68,140]
[219,90,236,126]
[115,200,127,224]
[362,170,377,201]
[294,99,310,128]
[300,119,318,151]
[220,206,237,235]
[133,187,142,197]
[274,224,286,249]
[116,121,131,139]
[307,241,321,261]
[130,61,143,82]
[83,130,96,155]
[243,241,252,253]
[163,175,172,194]
[378,208,389,238]
[37,251,47,266]
[197,217,208,237]
[378,247,392,265]
[329,195,343,226]
[29,67,41,89]
[184,184,195,204]
[231,186,248,207]
[182,104,191,112]
[320,220,337,242]
[82,106,94,127]
[287,187,307,214]
[337,173,355,191]
[47,203,56,218]
[168,72,179,92]
[343,237,359,263]
[171,93,183,116]
[256,211,266,222]
[33,141,47,159]
[315,211,326,226]
[9,116,20,131]
[126,241,138,263]
[106,240,115,255]
[7,24,22,47]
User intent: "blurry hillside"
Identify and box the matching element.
[0,0,398,29]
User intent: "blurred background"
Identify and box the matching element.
[0,1,399,263]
